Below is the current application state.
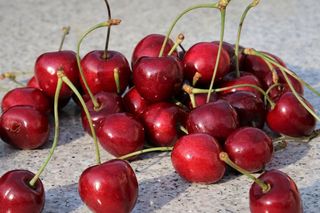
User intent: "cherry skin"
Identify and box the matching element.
[188,93,218,109]
[123,87,150,118]
[0,106,49,149]
[27,76,41,90]
[250,169,303,213]
[133,56,183,102]
[81,91,123,134]
[1,87,50,114]
[0,170,45,213]
[131,34,177,67]
[186,100,239,143]
[35,50,80,100]
[79,159,138,213]
[224,127,273,172]
[183,42,230,87]
[142,102,186,147]
[81,50,131,95]
[267,92,316,137]
[97,113,145,157]
[171,133,225,183]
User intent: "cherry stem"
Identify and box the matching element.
[273,140,287,152]
[61,75,101,165]
[234,0,260,77]
[273,129,320,143]
[179,44,186,53]
[29,72,63,187]
[207,7,227,103]
[219,152,270,193]
[192,72,202,86]
[168,33,185,56]
[264,83,281,104]
[102,0,112,60]
[113,68,121,94]
[58,26,71,51]
[159,2,220,57]
[118,147,173,160]
[179,125,189,134]
[0,72,25,87]
[76,20,121,109]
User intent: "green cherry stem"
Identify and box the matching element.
[76,19,121,109]
[234,0,260,77]
[273,129,320,143]
[102,0,112,59]
[0,72,26,87]
[219,152,271,193]
[264,83,282,104]
[118,147,173,160]
[179,125,189,134]
[29,72,63,187]
[113,68,121,94]
[158,2,220,57]
[58,26,71,51]
[168,33,185,56]
[61,75,101,164]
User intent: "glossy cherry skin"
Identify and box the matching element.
[133,56,183,102]
[186,100,239,143]
[79,159,138,213]
[1,87,50,114]
[35,50,80,99]
[188,93,218,109]
[224,127,273,172]
[27,76,41,89]
[0,106,49,149]
[131,34,177,66]
[142,102,186,147]
[221,91,266,128]
[250,169,303,213]
[97,113,145,157]
[123,87,150,118]
[81,50,131,95]
[0,170,45,213]
[171,133,225,183]
[267,92,316,137]
[81,92,123,134]
[183,42,230,87]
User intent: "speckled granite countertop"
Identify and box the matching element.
[0,0,320,212]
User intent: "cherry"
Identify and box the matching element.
[182,42,230,87]
[26,76,41,89]
[267,92,316,137]
[1,87,50,114]
[188,93,218,109]
[171,133,225,183]
[186,100,239,142]
[133,56,183,102]
[250,169,303,213]
[97,113,145,157]
[224,127,273,172]
[79,159,138,213]
[123,86,150,118]
[142,102,186,147]
[0,106,49,149]
[131,34,177,66]
[0,170,45,213]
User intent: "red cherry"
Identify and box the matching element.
[80,50,131,95]
[186,100,239,142]
[1,87,50,114]
[224,127,273,172]
[123,87,150,118]
[97,113,145,157]
[133,56,183,102]
[26,76,41,89]
[131,34,177,66]
[250,169,303,213]
[0,170,45,213]
[188,93,218,109]
[142,102,186,147]
[171,133,225,183]
[267,92,316,137]
[183,42,230,87]
[79,159,138,213]
[0,106,49,149]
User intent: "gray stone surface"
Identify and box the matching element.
[0,0,320,212]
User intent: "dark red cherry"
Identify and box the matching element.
[250,169,303,213]
[0,170,45,213]
[97,113,145,157]
[188,93,219,109]
[133,56,183,102]
[171,133,225,183]
[131,34,177,66]
[267,92,316,137]
[80,50,131,95]
[1,87,50,114]
[0,106,49,149]
[26,76,41,90]
[79,159,138,213]
[186,100,239,142]
[123,87,150,118]
[183,42,230,87]
[142,102,186,147]
[224,127,273,172]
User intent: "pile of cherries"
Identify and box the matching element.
[0,0,319,212]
